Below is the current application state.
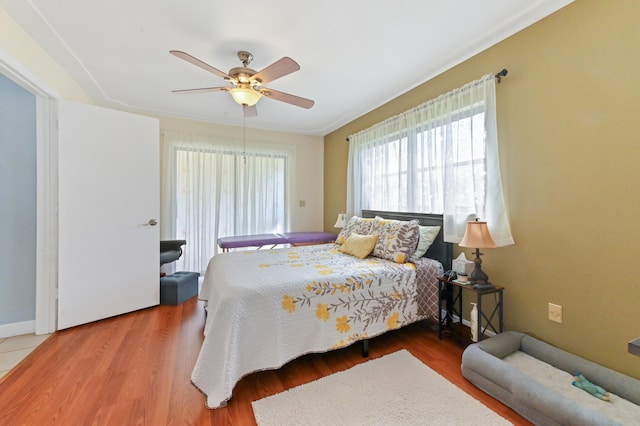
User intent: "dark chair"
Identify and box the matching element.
[160,240,186,266]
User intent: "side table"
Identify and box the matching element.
[437,276,504,342]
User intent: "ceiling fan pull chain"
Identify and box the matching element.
[242,108,247,164]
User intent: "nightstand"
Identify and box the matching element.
[437,276,504,342]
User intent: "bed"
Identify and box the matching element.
[191,210,453,408]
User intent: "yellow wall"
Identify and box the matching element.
[324,0,640,378]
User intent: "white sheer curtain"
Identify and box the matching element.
[347,73,514,246]
[161,130,296,272]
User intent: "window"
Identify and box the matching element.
[347,74,513,245]
[161,131,295,272]
[175,147,288,238]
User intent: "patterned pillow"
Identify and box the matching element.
[335,216,375,245]
[371,217,420,263]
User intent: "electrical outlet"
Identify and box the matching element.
[548,303,563,323]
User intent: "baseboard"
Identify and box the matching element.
[0,320,35,338]
[439,310,497,338]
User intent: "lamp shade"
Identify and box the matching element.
[229,86,262,106]
[334,213,347,228]
[459,221,496,249]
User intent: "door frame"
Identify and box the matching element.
[0,51,59,334]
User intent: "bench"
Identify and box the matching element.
[217,231,337,252]
[160,271,200,305]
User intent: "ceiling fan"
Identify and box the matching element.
[170,50,314,117]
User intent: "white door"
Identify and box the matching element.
[57,101,159,329]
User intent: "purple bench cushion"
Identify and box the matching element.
[280,232,337,244]
[218,232,337,249]
[217,233,287,249]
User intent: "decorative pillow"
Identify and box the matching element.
[338,233,379,259]
[371,217,420,263]
[409,225,441,262]
[335,216,375,245]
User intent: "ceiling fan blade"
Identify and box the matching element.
[252,57,300,85]
[260,88,314,109]
[171,86,230,94]
[243,105,258,117]
[170,50,232,80]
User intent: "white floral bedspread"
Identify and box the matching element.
[191,243,443,408]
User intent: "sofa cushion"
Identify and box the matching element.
[504,351,640,425]
[520,334,640,406]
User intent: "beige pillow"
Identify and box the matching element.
[338,233,379,259]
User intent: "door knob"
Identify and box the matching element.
[146,219,158,226]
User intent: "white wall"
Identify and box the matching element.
[159,116,324,232]
[0,8,325,336]
[1,7,325,233]
[0,7,93,336]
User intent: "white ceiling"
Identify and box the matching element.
[2,0,572,136]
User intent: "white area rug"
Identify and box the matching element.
[252,350,512,426]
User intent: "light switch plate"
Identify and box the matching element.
[548,303,563,323]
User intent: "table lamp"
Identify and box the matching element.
[458,219,496,285]
[334,213,347,228]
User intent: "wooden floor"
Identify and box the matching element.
[0,297,531,425]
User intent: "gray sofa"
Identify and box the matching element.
[461,331,640,426]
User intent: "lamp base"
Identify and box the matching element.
[470,248,491,286]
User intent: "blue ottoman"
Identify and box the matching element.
[160,271,200,305]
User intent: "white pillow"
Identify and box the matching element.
[410,225,441,261]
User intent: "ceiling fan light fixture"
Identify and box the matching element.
[229,86,262,106]
[170,50,313,111]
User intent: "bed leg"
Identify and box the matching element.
[361,339,369,357]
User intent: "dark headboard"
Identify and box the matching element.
[361,210,453,271]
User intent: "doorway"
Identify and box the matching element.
[0,62,56,336]
[0,73,37,336]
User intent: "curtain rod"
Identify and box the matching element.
[494,68,508,84]
[346,69,509,142]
